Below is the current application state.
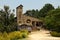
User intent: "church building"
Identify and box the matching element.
[16,5,43,30]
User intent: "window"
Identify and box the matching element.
[19,21,21,23]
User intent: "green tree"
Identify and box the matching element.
[4,5,10,26]
[24,9,39,18]
[35,9,39,18]
[24,10,32,16]
[31,9,35,17]
[0,5,16,32]
[39,3,54,17]
[45,8,60,32]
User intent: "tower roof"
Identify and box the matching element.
[16,4,23,9]
[20,4,23,7]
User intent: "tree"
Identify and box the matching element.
[0,5,16,32]
[45,8,60,32]
[4,6,10,26]
[35,9,39,18]
[39,3,55,17]
[24,3,54,19]
[31,9,35,17]
[24,10,32,16]
[24,9,39,18]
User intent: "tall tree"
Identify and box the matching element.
[4,6,10,26]
[0,6,16,32]
[24,10,32,16]
[24,9,39,18]
[45,8,60,32]
[39,3,55,17]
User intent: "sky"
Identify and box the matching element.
[0,0,60,15]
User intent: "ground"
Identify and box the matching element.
[21,29,60,40]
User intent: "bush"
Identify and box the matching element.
[50,31,60,37]
[0,30,28,40]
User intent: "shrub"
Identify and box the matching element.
[8,31,22,40]
[0,32,10,40]
[0,30,28,40]
[50,31,60,37]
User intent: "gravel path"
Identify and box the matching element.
[21,29,60,40]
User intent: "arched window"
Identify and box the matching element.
[19,21,21,23]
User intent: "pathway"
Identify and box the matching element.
[21,29,60,40]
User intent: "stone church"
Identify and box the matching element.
[16,5,43,30]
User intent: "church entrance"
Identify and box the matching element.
[32,21,43,30]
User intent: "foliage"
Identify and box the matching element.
[24,3,54,19]
[24,9,39,18]
[39,3,54,17]
[0,30,28,40]
[50,31,60,37]
[0,5,17,32]
[45,8,60,32]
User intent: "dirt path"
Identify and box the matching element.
[24,29,60,40]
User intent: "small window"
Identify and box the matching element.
[19,21,21,23]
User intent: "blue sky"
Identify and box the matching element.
[0,0,60,14]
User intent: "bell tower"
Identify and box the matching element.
[16,4,23,25]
